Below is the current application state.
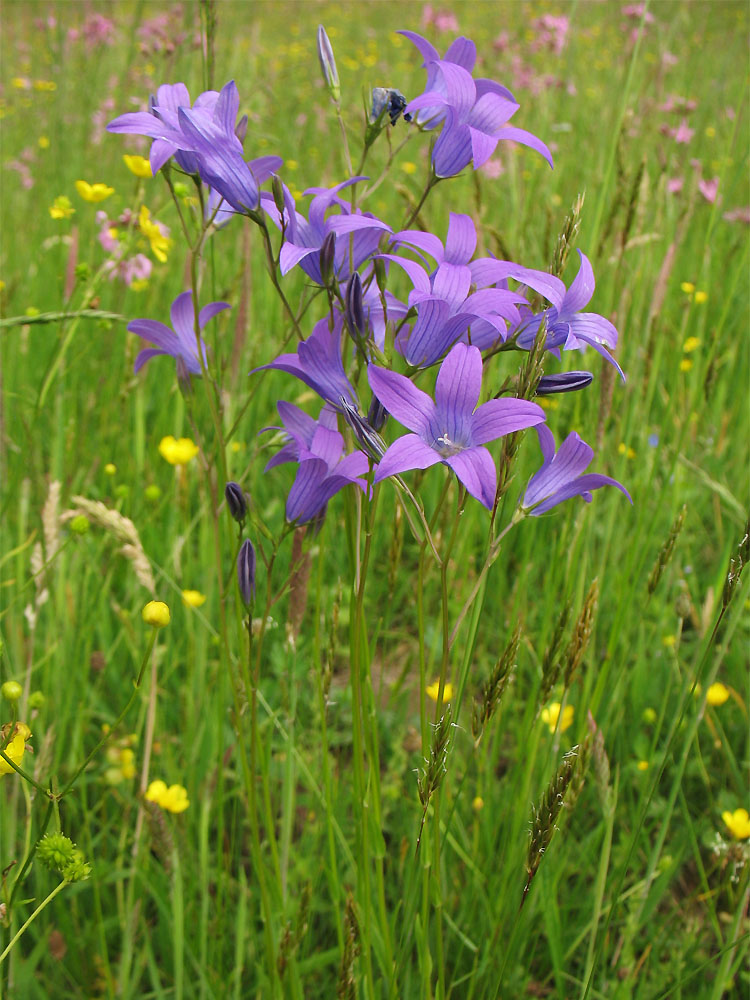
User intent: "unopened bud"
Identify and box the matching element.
[316,25,340,102]
[237,539,256,606]
[1,680,22,703]
[272,174,286,216]
[345,273,366,341]
[69,514,90,535]
[367,395,388,432]
[319,231,336,286]
[373,255,387,296]
[340,398,386,462]
[536,371,593,395]
[142,601,171,628]
[225,482,248,523]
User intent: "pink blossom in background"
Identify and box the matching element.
[421,5,459,33]
[480,158,505,179]
[623,3,655,22]
[82,13,117,48]
[104,254,152,287]
[666,177,684,195]
[531,14,570,55]
[670,119,695,144]
[698,177,719,203]
[725,106,736,120]
[723,206,750,224]
[493,30,510,53]
[659,94,697,114]
[661,51,678,67]
[6,160,33,189]
[91,95,117,145]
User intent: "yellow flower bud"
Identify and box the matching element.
[706,682,729,706]
[142,601,171,628]
[1,680,23,703]
[181,589,207,608]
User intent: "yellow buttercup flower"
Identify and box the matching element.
[123,154,153,178]
[683,337,700,353]
[693,290,707,304]
[181,589,207,608]
[679,359,693,372]
[426,681,454,702]
[541,702,574,734]
[159,435,199,465]
[722,808,750,840]
[401,162,417,175]
[637,760,649,772]
[145,779,190,813]
[706,682,730,706]
[0,723,31,777]
[142,601,171,628]
[49,195,75,220]
[680,281,695,295]
[138,205,172,262]
[75,180,115,203]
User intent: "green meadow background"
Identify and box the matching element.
[1,1,748,997]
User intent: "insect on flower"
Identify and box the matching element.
[370,87,413,125]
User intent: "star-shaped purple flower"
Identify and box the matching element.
[368,342,546,508]
[521,425,631,515]
[128,290,230,375]
[265,404,370,525]
[252,316,358,410]
[514,250,624,378]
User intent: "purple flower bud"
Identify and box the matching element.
[272,174,286,216]
[237,539,256,606]
[319,231,336,287]
[345,272,366,341]
[367,395,388,432]
[317,25,340,101]
[225,482,247,523]
[340,397,386,462]
[535,371,593,395]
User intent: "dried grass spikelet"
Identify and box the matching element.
[42,480,61,566]
[62,496,155,592]
[336,894,360,1000]
[551,191,584,278]
[563,578,599,689]
[647,505,687,595]
[536,599,572,718]
[473,623,520,745]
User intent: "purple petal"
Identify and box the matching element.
[368,365,435,435]
[535,424,557,463]
[434,62,476,119]
[435,343,482,421]
[107,111,170,137]
[400,296,452,367]
[432,261,472,305]
[469,127,499,169]
[215,81,240,137]
[470,398,546,445]
[308,424,345,467]
[475,77,516,104]
[432,115,472,178]
[335,450,371,481]
[495,125,554,168]
[327,214,392,236]
[562,250,595,315]
[198,300,231,329]
[286,458,330,522]
[444,214,476,265]
[127,318,178,353]
[390,229,445,262]
[373,434,442,482]
[377,254,432,296]
[445,447,497,509]
[523,432,593,509]
[134,347,167,373]
[276,401,320,447]
[170,291,197,343]
[398,30,440,66]
[279,242,317,276]
[443,36,477,71]
[566,312,618,350]
[248,155,284,183]
[529,473,632,516]
[155,83,191,112]
[467,92,518,133]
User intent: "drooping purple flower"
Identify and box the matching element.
[521,425,631,515]
[368,342,545,508]
[252,316,358,410]
[401,32,553,176]
[266,405,370,525]
[261,178,391,285]
[128,290,230,375]
[514,250,625,379]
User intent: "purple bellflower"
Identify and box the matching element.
[368,342,546,508]
[252,317,358,410]
[265,403,370,524]
[401,32,553,176]
[521,425,632,515]
[261,178,391,285]
[128,290,230,375]
[514,250,625,379]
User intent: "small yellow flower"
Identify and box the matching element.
[49,195,75,220]
[181,589,207,608]
[33,80,56,92]
[75,180,115,203]
[705,126,716,138]
[642,707,657,724]
[693,290,707,304]
[145,780,190,813]
[11,77,30,89]
[138,205,172,262]
[472,796,484,812]
[286,159,298,171]
[541,702,574,733]
[38,135,50,149]
[722,808,750,840]
[130,279,149,292]
[104,462,116,476]
[123,154,153,178]
[0,723,31,777]
[706,682,730,706]
[680,281,695,295]
[104,745,137,784]
[142,601,171,628]
[426,681,454,702]
[25,306,40,317]
[662,634,677,648]
[683,337,700,353]
[159,435,199,465]
[679,359,693,372]
[401,161,417,175]
[637,760,649,771]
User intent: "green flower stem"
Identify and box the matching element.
[0,879,68,967]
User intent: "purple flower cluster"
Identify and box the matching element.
[111,28,630,527]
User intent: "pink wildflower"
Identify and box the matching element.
[698,177,719,203]
[666,177,684,195]
[723,206,750,224]
[670,119,694,144]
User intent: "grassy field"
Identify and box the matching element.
[1,1,749,997]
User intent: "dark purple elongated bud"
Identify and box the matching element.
[235,114,248,146]
[237,539,256,606]
[345,273,365,340]
[271,174,286,215]
[319,231,336,286]
[316,25,340,101]
[225,482,247,523]
[340,397,386,462]
[536,371,593,395]
[367,395,388,432]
